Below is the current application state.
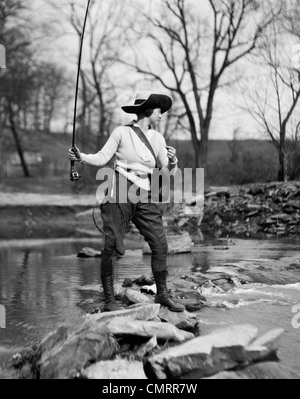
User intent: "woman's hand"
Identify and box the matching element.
[166,146,177,164]
[68,146,82,162]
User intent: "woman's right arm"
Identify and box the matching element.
[68,127,122,167]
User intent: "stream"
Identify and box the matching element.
[0,237,299,374]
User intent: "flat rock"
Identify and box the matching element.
[158,307,198,332]
[173,298,206,312]
[81,359,147,379]
[206,362,300,380]
[247,329,284,352]
[172,279,200,291]
[115,286,152,304]
[172,288,205,302]
[134,275,154,286]
[106,317,194,342]
[77,247,101,258]
[143,232,194,254]
[87,304,160,323]
[39,322,118,379]
[144,324,258,379]
[232,329,285,364]
[14,321,119,379]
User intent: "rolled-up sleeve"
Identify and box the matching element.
[80,128,122,167]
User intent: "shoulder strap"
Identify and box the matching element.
[127,125,158,168]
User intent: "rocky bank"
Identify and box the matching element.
[1,272,299,380]
[181,181,300,240]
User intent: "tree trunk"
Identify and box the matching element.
[199,131,209,171]
[278,151,287,182]
[8,102,30,178]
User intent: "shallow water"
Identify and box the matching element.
[0,237,300,374]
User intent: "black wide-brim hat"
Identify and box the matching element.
[122,92,172,114]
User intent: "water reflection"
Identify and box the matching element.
[0,239,102,346]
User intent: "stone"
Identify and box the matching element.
[197,281,225,296]
[15,321,119,379]
[81,359,147,379]
[206,362,300,380]
[127,303,154,309]
[172,288,205,302]
[171,297,205,312]
[133,275,154,286]
[158,307,198,332]
[134,336,158,358]
[144,324,258,379]
[87,304,161,324]
[106,317,194,342]
[115,286,152,305]
[122,278,133,287]
[142,232,194,255]
[150,316,161,323]
[77,247,101,258]
[39,322,118,379]
[172,279,199,291]
[247,329,284,353]
[231,329,285,365]
[140,284,157,295]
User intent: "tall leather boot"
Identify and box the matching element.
[153,269,185,312]
[101,273,124,312]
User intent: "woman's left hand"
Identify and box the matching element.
[166,146,177,163]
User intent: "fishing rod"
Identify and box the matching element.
[68,0,104,235]
[70,0,91,182]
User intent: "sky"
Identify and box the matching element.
[27,0,300,142]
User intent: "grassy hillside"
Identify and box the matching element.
[0,129,280,193]
[171,139,278,186]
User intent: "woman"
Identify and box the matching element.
[69,92,185,313]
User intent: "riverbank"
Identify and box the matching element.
[0,193,97,239]
[1,181,300,240]
[198,181,300,240]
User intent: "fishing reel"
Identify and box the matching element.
[70,161,81,182]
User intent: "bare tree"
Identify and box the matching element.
[0,0,32,177]
[53,0,130,149]
[124,0,278,170]
[30,62,68,133]
[244,21,300,182]
[85,0,129,147]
